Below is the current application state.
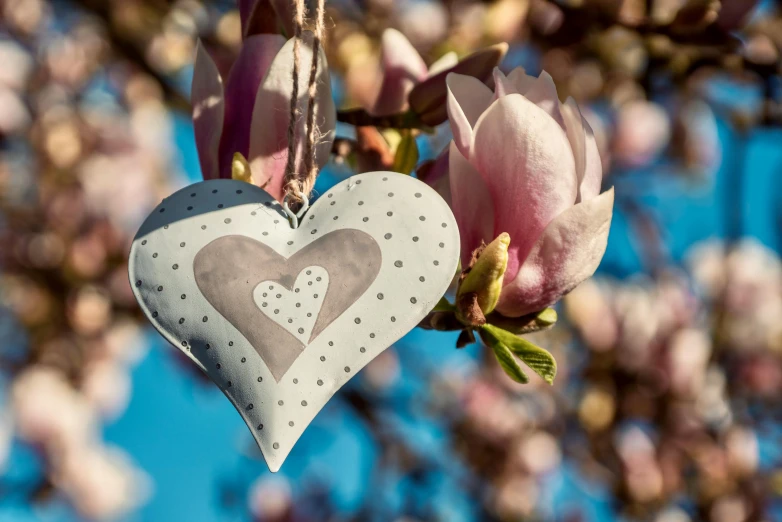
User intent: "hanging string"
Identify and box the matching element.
[283,0,326,206]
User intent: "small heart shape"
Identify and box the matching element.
[254,266,328,345]
[128,172,459,471]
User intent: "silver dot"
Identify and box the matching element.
[241,357,246,363]
[360,347,366,353]
[157,286,163,291]
[329,341,334,346]
[298,327,304,334]
[141,240,147,245]
[287,318,293,323]
[394,260,403,268]
[181,294,186,299]
[355,179,362,184]
[172,264,179,270]
[434,260,440,266]
[363,217,369,222]
[293,378,298,384]
[217,204,224,208]
[370,333,376,338]
[314,294,319,298]
[419,276,426,282]
[344,366,351,373]
[419,216,426,221]
[442,223,448,228]
[439,242,445,248]
[387,211,393,217]
[274,309,279,314]
[203,316,208,322]
[287,240,293,245]
[415,193,422,198]
[358,201,364,206]
[391,316,396,322]
[257,376,263,382]
[201,225,207,230]
[276,293,282,298]
[135,280,142,287]
[152,253,158,258]
[289,421,294,426]
[377,293,384,300]
[301,400,307,406]
[187,206,193,211]
[320,356,326,361]
[410,297,417,304]
[257,424,264,430]
[278,400,284,406]
[355,318,361,324]
[388,192,394,197]
[317,379,323,386]
[180,242,186,247]
[273,443,279,449]
[384,233,392,239]
[311,229,317,234]
[247,404,253,410]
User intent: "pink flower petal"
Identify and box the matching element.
[471,94,578,281]
[496,188,614,317]
[522,70,564,128]
[492,67,514,100]
[561,97,603,202]
[446,73,493,159]
[218,34,285,179]
[248,31,336,201]
[449,141,494,266]
[580,114,603,201]
[372,29,427,116]
[507,67,537,94]
[192,40,225,181]
[409,43,508,126]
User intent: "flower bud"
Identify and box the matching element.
[231,152,253,184]
[458,233,510,316]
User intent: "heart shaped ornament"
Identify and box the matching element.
[128,172,459,471]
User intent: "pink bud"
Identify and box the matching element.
[444,67,614,317]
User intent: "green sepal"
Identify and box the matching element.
[480,324,557,385]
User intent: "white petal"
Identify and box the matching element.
[446,73,493,159]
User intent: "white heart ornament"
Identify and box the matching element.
[128,172,459,471]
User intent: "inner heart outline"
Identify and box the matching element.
[193,229,382,382]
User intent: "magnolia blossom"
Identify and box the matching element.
[445,67,614,317]
[192,28,335,201]
[367,28,507,125]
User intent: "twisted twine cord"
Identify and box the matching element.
[283,0,326,205]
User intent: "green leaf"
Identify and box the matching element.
[391,130,419,174]
[432,297,456,312]
[479,326,528,384]
[480,324,557,385]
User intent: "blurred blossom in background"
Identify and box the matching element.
[1,0,782,521]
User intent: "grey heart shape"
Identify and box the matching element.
[193,230,381,381]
